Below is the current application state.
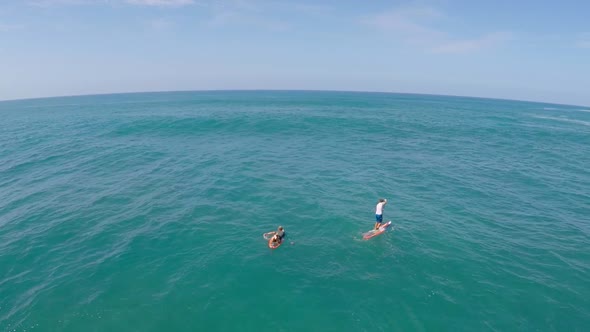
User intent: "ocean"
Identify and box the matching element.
[0,91,588,331]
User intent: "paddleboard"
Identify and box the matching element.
[363,221,392,240]
[268,236,282,249]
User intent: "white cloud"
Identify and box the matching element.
[195,0,334,31]
[202,1,295,31]
[576,33,590,48]
[25,0,326,30]
[28,0,195,6]
[28,0,108,6]
[126,0,194,6]
[361,5,445,45]
[149,17,174,30]
[274,2,330,16]
[363,5,512,54]
[433,32,513,54]
[0,23,24,32]
[206,10,289,31]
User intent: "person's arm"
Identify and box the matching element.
[383,199,388,206]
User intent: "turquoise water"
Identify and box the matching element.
[1,91,589,332]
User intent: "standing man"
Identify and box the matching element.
[374,198,387,230]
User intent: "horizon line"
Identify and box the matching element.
[0,89,587,109]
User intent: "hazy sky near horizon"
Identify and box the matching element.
[1,0,589,105]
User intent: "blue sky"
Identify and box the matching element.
[1,0,589,105]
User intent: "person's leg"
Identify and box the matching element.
[375,215,383,230]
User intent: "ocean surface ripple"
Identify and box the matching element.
[1,91,589,331]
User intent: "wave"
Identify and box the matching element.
[541,107,590,114]
[532,115,590,127]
